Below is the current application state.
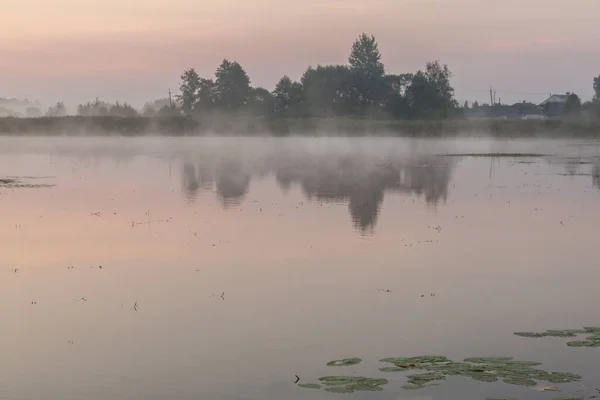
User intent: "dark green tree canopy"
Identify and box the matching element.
[348,33,385,79]
[564,92,582,114]
[174,33,462,120]
[273,76,305,117]
[214,59,251,111]
[177,68,201,114]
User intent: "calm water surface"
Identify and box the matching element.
[1,137,600,400]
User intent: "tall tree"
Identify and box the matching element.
[214,59,251,111]
[406,61,457,119]
[594,74,600,101]
[563,93,582,115]
[301,65,353,117]
[381,73,412,118]
[273,76,305,117]
[177,68,201,114]
[348,33,386,113]
[196,78,216,112]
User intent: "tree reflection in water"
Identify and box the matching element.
[182,148,456,232]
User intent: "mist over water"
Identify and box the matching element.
[2,136,600,400]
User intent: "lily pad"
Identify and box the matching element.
[585,335,600,341]
[319,376,363,385]
[514,332,545,338]
[583,327,600,332]
[547,372,581,383]
[380,357,412,363]
[402,384,425,390]
[566,341,593,347]
[545,330,576,337]
[379,367,409,372]
[325,386,354,393]
[327,358,361,366]
[470,373,498,382]
[346,383,384,391]
[465,357,514,363]
[503,378,537,386]
[298,383,321,389]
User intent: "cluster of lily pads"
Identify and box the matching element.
[514,326,600,347]
[297,355,583,394]
[299,358,390,393]
[378,356,581,389]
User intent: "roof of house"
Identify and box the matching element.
[540,94,568,106]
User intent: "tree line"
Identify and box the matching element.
[2,32,600,120]
[176,33,459,120]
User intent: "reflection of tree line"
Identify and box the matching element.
[182,151,455,232]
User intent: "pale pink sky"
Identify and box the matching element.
[1,0,599,109]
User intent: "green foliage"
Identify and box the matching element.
[564,93,582,115]
[214,59,251,111]
[407,61,457,119]
[173,33,460,120]
[177,68,201,114]
[348,33,386,113]
[272,76,305,117]
[301,65,353,116]
[594,74,600,100]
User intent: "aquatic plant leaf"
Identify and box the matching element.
[514,332,545,338]
[346,383,384,391]
[585,335,600,341]
[408,356,450,363]
[503,378,537,386]
[402,384,425,390]
[583,327,600,332]
[395,362,420,368]
[298,383,321,389]
[319,376,364,385]
[327,357,361,366]
[547,372,581,383]
[470,373,498,382]
[566,341,593,347]
[464,357,514,363]
[380,357,412,363]
[379,367,409,372]
[545,330,576,337]
[504,361,543,367]
[324,386,354,393]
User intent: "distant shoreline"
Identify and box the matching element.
[1,116,599,137]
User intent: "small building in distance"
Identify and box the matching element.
[539,94,569,117]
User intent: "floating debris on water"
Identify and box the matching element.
[327,357,362,366]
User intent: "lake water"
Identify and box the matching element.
[1,136,600,400]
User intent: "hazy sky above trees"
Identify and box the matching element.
[2,0,599,107]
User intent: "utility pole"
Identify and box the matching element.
[490,86,494,105]
[168,89,173,108]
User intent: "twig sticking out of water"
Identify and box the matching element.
[221,292,225,300]
[133,302,139,311]
[295,375,300,383]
